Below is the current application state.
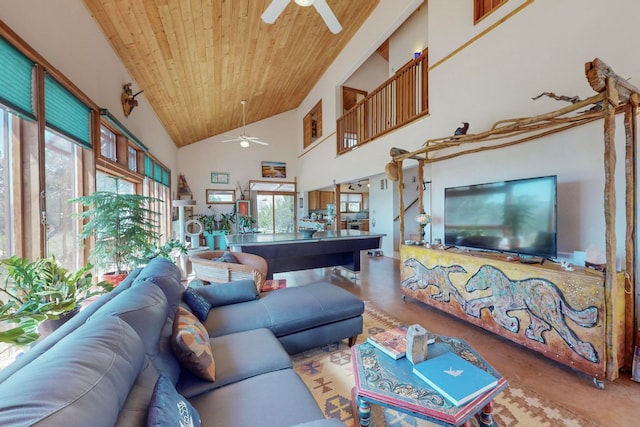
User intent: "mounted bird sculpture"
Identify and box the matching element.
[454,122,469,136]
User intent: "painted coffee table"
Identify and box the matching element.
[351,335,508,426]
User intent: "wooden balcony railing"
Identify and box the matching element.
[336,50,429,155]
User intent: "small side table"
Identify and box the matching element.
[351,335,507,427]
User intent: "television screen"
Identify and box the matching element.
[444,175,557,258]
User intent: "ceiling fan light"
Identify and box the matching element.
[240,140,250,148]
[295,0,314,7]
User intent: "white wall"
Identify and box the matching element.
[0,0,178,181]
[389,1,428,75]
[291,0,638,264]
[178,109,299,217]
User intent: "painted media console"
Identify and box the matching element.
[400,246,625,382]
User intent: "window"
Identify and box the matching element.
[340,193,363,213]
[128,145,137,171]
[44,130,84,270]
[0,107,17,258]
[303,100,322,148]
[100,125,117,161]
[474,0,508,23]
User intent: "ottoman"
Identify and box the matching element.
[203,281,365,354]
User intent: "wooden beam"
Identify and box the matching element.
[603,76,620,380]
[624,93,638,367]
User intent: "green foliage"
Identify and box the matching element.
[0,255,112,346]
[70,177,161,273]
[136,238,187,265]
[196,205,219,234]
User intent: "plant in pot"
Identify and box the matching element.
[70,177,161,286]
[218,211,235,250]
[0,255,111,346]
[196,205,219,250]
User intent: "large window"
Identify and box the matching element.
[0,26,173,271]
[0,107,17,258]
[44,130,83,270]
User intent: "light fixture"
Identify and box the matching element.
[295,0,314,6]
[240,139,250,148]
[348,184,354,191]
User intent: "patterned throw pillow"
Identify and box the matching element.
[148,375,201,427]
[182,287,211,321]
[172,306,215,381]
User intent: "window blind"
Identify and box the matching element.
[44,73,91,149]
[0,36,35,119]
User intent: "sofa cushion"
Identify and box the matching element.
[260,282,364,336]
[0,316,145,427]
[172,306,216,381]
[193,279,258,308]
[132,257,183,318]
[183,287,211,321]
[177,328,291,398]
[88,280,181,384]
[189,369,325,427]
[148,375,201,427]
[115,358,160,427]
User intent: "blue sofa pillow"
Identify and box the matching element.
[215,251,237,263]
[148,375,201,427]
[183,287,211,321]
[193,280,258,308]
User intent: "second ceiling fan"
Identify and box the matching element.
[222,100,269,148]
[261,0,342,34]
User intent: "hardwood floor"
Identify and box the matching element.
[275,253,637,427]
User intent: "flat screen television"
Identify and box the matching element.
[444,175,557,258]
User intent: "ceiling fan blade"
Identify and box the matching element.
[261,0,290,24]
[313,0,342,34]
[221,138,240,143]
[253,140,270,146]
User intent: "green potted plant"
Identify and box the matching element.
[195,205,219,250]
[70,177,161,286]
[0,255,111,346]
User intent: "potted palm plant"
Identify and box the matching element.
[70,177,161,286]
[0,255,111,346]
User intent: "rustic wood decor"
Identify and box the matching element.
[391,58,638,381]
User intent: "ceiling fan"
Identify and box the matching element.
[261,0,342,34]
[222,100,269,148]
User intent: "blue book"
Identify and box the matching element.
[412,351,498,407]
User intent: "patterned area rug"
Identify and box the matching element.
[291,303,599,427]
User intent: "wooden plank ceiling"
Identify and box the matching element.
[82,0,380,148]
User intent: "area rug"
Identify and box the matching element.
[291,302,599,427]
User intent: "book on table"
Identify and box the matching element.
[412,351,498,406]
[367,325,435,360]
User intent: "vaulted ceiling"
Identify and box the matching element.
[82,0,380,148]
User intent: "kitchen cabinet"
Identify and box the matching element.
[320,191,334,208]
[309,190,334,210]
[308,191,321,210]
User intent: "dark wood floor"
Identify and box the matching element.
[276,253,637,427]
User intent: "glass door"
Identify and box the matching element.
[256,193,295,233]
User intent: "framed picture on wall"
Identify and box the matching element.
[261,161,286,178]
[211,172,229,184]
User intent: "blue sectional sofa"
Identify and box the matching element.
[0,257,363,426]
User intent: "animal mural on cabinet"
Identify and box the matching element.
[401,259,600,363]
